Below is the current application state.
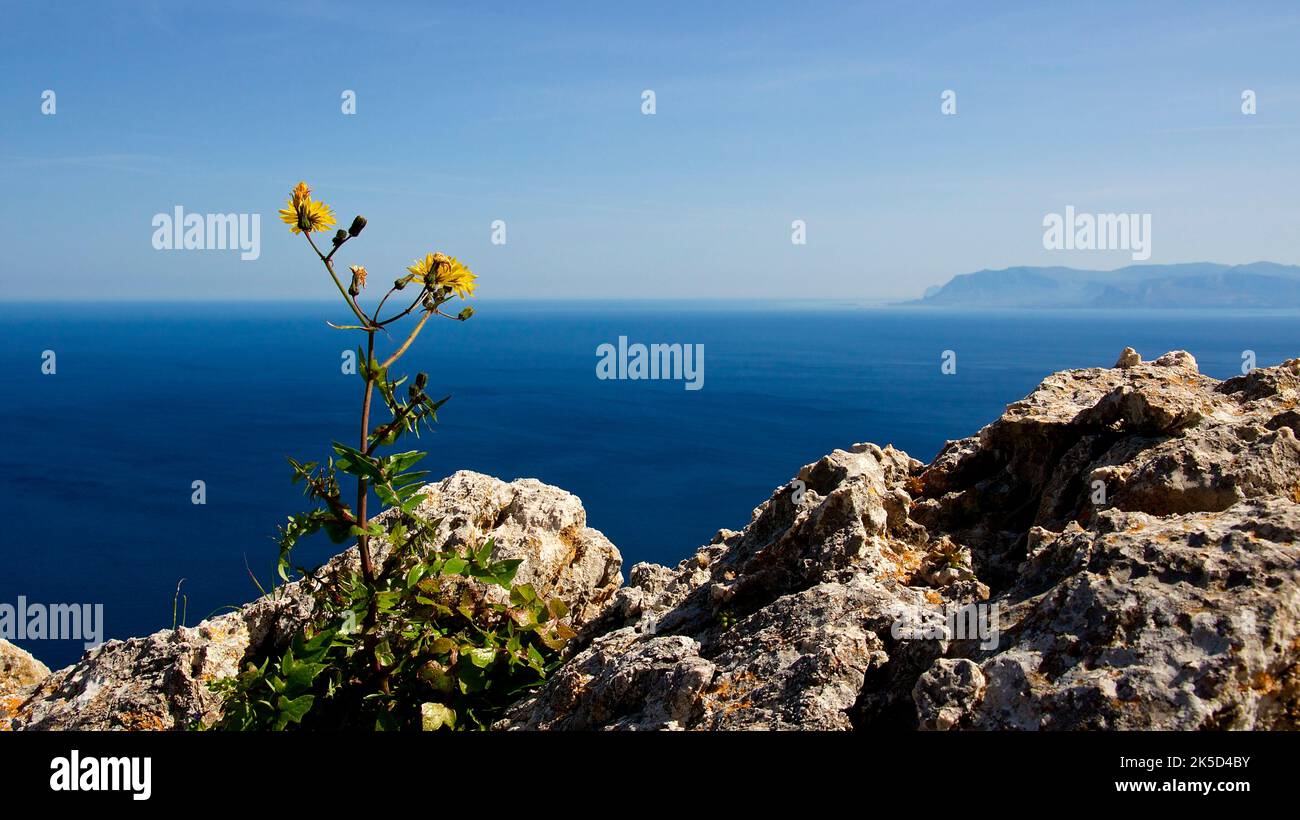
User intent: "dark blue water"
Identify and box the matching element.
[3,301,1297,667]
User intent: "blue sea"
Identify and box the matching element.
[3,301,1297,667]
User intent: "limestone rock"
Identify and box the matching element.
[1114,346,1142,368]
[0,640,48,693]
[10,472,621,730]
[500,352,1300,731]
[913,658,985,730]
[500,443,954,730]
[0,640,49,728]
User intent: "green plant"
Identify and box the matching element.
[717,607,738,631]
[210,526,576,730]
[208,183,572,730]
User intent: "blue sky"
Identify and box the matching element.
[1,0,1298,300]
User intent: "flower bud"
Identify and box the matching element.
[394,274,414,290]
[457,306,475,321]
[414,372,428,390]
[332,229,348,248]
[348,216,367,237]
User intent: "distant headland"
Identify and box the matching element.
[908,262,1300,309]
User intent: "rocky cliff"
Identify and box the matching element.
[5,349,1299,730]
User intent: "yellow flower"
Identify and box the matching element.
[437,257,477,298]
[406,253,477,299]
[277,182,336,234]
[406,252,446,281]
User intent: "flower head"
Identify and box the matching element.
[278,182,336,234]
[406,252,477,299]
[348,264,368,294]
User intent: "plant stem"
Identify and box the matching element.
[358,328,384,680]
[357,329,376,584]
[380,308,434,370]
[305,231,372,329]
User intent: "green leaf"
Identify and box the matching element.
[385,450,427,474]
[276,694,315,725]
[510,583,537,606]
[420,702,456,731]
[491,559,523,586]
[465,646,495,668]
[429,636,456,655]
[374,639,396,668]
[400,493,427,513]
[331,442,383,481]
[526,644,545,670]
[405,564,426,589]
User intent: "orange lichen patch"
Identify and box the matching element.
[1248,671,1277,694]
[905,475,926,496]
[1291,485,1300,504]
[0,695,25,728]
[924,590,943,605]
[556,524,582,549]
[1127,521,1146,532]
[883,542,926,584]
[117,711,169,731]
[701,672,757,717]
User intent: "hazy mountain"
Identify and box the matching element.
[910,262,1300,308]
